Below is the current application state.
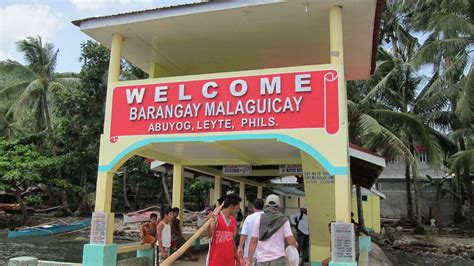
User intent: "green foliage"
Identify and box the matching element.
[0,36,80,133]
[24,195,42,207]
[0,136,57,194]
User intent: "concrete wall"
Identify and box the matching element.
[378,155,446,180]
[377,179,457,225]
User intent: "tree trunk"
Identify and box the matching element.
[123,167,130,210]
[61,189,72,215]
[413,172,423,225]
[57,168,72,214]
[161,173,172,206]
[135,182,140,209]
[42,93,52,131]
[436,186,442,226]
[77,170,90,215]
[15,192,28,223]
[356,185,367,234]
[459,139,473,224]
[405,162,414,222]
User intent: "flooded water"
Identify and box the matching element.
[0,230,137,265]
[0,229,88,264]
[1,229,472,266]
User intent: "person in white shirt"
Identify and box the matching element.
[290,208,309,258]
[238,198,264,264]
[246,195,298,266]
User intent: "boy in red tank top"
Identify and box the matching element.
[206,193,242,266]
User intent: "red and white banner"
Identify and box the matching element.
[109,70,339,142]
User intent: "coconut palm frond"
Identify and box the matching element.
[413,37,471,67]
[370,109,443,167]
[361,65,397,104]
[428,13,474,37]
[450,127,474,143]
[448,149,474,172]
[7,79,44,119]
[455,66,474,123]
[364,125,416,167]
[0,82,31,98]
[356,113,382,138]
[0,61,36,85]
[413,53,468,113]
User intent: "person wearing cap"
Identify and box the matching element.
[246,195,298,266]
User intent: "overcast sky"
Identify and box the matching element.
[0,0,200,73]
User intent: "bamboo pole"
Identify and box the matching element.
[160,203,224,266]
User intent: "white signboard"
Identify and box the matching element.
[303,171,335,184]
[331,222,355,263]
[279,164,303,174]
[223,165,252,175]
[90,212,108,244]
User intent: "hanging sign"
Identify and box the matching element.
[109,68,339,142]
[279,164,303,174]
[223,165,252,175]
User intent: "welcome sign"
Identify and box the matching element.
[109,69,339,142]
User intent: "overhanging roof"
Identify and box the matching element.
[349,144,385,188]
[141,141,385,189]
[72,0,383,80]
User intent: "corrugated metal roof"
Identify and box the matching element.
[72,1,210,26]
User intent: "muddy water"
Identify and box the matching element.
[0,230,136,265]
[0,230,88,264]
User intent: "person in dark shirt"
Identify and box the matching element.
[171,207,199,261]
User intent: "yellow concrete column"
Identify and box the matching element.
[108,33,123,84]
[214,175,222,204]
[257,186,263,199]
[239,182,245,212]
[172,164,184,223]
[103,33,123,135]
[94,172,115,244]
[330,5,351,223]
[330,6,344,65]
[300,151,335,263]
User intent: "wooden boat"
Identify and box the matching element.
[8,219,91,238]
[123,206,160,224]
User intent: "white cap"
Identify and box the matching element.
[265,194,280,207]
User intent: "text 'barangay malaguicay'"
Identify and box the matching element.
[109,70,340,138]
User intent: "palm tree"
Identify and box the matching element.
[380,0,417,56]
[358,47,445,228]
[0,36,79,133]
[407,0,474,222]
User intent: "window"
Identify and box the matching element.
[418,151,427,162]
[362,195,368,201]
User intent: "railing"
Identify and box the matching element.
[117,242,152,254]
